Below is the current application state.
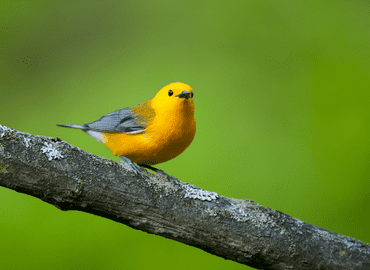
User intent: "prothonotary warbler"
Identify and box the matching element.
[56,82,196,174]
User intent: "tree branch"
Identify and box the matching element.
[0,125,369,270]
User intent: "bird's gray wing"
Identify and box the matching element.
[87,107,145,134]
[57,103,155,134]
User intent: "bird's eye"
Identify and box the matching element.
[168,90,173,96]
[191,92,194,98]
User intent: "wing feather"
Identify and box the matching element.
[85,102,155,134]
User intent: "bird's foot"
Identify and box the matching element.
[119,156,145,175]
[138,164,167,176]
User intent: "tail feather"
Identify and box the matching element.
[56,123,103,143]
[56,124,87,130]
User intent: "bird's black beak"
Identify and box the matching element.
[176,90,191,99]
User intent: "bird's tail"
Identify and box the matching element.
[56,124,88,130]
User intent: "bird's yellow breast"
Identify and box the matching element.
[102,98,195,165]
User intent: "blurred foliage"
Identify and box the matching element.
[1,1,370,269]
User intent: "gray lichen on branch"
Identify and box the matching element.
[0,124,369,270]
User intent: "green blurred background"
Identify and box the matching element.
[1,1,369,269]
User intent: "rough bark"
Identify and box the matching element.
[0,125,369,270]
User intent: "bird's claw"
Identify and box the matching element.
[138,164,167,176]
[119,156,145,175]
